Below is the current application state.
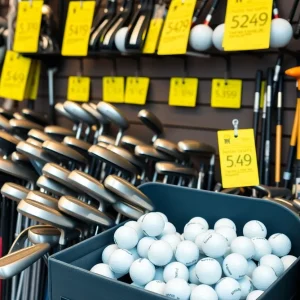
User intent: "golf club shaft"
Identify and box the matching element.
[259,85,267,184]
[253,70,262,142]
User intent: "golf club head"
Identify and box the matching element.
[104,175,154,211]
[0,114,12,131]
[293,199,300,211]
[13,113,25,120]
[26,138,43,148]
[1,182,30,203]
[154,139,187,161]
[120,135,147,152]
[138,109,163,139]
[44,126,75,141]
[0,108,14,120]
[113,201,144,220]
[0,243,51,279]
[82,103,109,125]
[178,140,216,155]
[9,119,44,135]
[64,101,96,125]
[58,195,113,227]
[55,103,78,122]
[135,145,172,162]
[63,136,91,158]
[0,131,20,156]
[155,162,197,178]
[21,109,49,126]
[11,152,30,164]
[97,142,109,148]
[28,225,60,246]
[26,190,59,209]
[68,170,117,204]
[97,135,115,145]
[28,129,53,143]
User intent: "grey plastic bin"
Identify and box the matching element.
[49,183,300,300]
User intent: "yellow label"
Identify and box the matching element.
[103,77,124,103]
[13,1,43,53]
[124,77,150,105]
[169,78,198,107]
[211,79,243,109]
[29,60,41,100]
[24,60,39,100]
[0,51,31,101]
[62,1,95,56]
[223,0,272,51]
[260,80,266,108]
[157,0,196,55]
[67,76,90,102]
[218,129,259,188]
[143,19,164,54]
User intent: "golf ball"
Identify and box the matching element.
[268,233,292,257]
[164,278,191,300]
[102,244,119,264]
[195,258,222,285]
[159,222,176,237]
[243,221,267,238]
[163,262,189,282]
[160,234,181,252]
[246,290,264,300]
[281,255,297,271]
[216,226,237,245]
[238,276,254,299]
[214,218,236,231]
[252,265,277,291]
[156,212,168,223]
[251,238,272,261]
[125,221,144,240]
[184,223,206,242]
[202,232,228,258]
[189,217,209,230]
[195,231,210,254]
[189,24,213,51]
[260,254,284,277]
[223,253,248,279]
[212,23,225,51]
[190,284,218,300]
[114,226,139,250]
[128,247,140,260]
[108,249,134,274]
[270,18,293,48]
[189,264,200,284]
[231,236,255,260]
[145,280,166,295]
[129,258,155,286]
[148,240,173,266]
[141,213,165,237]
[115,27,128,52]
[215,277,242,300]
[137,237,156,258]
[90,263,116,279]
[175,240,200,266]
[246,260,257,278]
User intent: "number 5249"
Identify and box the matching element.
[231,13,268,29]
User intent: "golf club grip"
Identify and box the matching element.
[253,112,259,141]
[259,113,266,184]
[275,125,282,185]
[288,0,300,22]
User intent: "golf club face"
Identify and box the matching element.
[28,129,53,143]
[134,145,172,162]
[0,114,12,131]
[44,126,75,141]
[63,136,91,156]
[9,119,44,132]
[68,170,117,204]
[17,199,79,230]
[97,135,115,145]
[177,140,216,154]
[89,103,110,124]
[0,131,20,156]
[64,101,97,125]
[155,162,197,177]
[113,201,144,220]
[28,225,60,246]
[21,109,49,126]
[120,135,147,152]
[138,109,163,136]
[0,243,51,279]
[104,175,154,211]
[1,182,30,203]
[82,103,109,125]
[11,152,30,164]
[58,195,114,227]
[88,145,138,175]
[55,103,78,122]
[97,102,129,129]
[154,138,187,161]
[26,190,59,209]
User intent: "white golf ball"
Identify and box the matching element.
[281,255,297,271]
[223,253,248,279]
[129,258,155,286]
[102,244,119,264]
[214,218,236,231]
[195,258,222,285]
[184,223,206,241]
[215,277,242,300]
[246,260,257,278]
[189,217,209,230]
[128,247,140,260]
[115,27,128,52]
[231,236,255,259]
[238,276,254,299]
[125,221,144,240]
[141,213,165,237]
[164,278,191,300]
[270,18,293,48]
[268,233,292,257]
[160,234,181,252]
[159,222,176,237]
[189,264,200,284]
[156,212,168,223]
[190,284,218,300]
[108,249,134,274]
[246,290,264,300]
[252,265,277,291]
[114,226,139,249]
[163,262,189,282]
[251,238,272,261]
[202,232,228,258]
[148,240,173,266]
[137,213,146,224]
[145,280,166,295]
[189,24,213,51]
[189,284,197,291]
[154,267,164,281]
[137,237,156,258]
[195,231,210,254]
[260,254,284,277]
[90,263,116,279]
[243,221,267,238]
[212,23,225,51]
[175,240,200,266]
[216,227,237,245]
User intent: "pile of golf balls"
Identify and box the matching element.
[90,212,296,300]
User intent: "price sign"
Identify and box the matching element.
[124,77,150,105]
[29,60,41,100]
[218,129,259,188]
[103,77,124,103]
[0,51,31,101]
[169,78,198,107]
[67,76,90,102]
[211,79,243,109]
[62,1,95,56]
[223,0,272,51]
[13,1,43,53]
[157,0,196,55]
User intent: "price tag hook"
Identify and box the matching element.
[232,119,239,138]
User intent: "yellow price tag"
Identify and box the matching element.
[0,51,31,101]
[62,1,95,56]
[169,78,198,107]
[260,81,266,108]
[124,77,150,105]
[143,19,164,54]
[157,0,196,55]
[218,128,259,188]
[29,60,41,100]
[211,79,243,109]
[103,77,124,103]
[67,76,91,102]
[24,60,39,100]
[13,1,43,53]
[223,0,272,51]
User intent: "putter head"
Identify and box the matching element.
[13,112,25,120]
[154,139,187,161]
[21,109,49,126]
[0,131,20,156]
[97,102,129,129]
[28,225,60,246]
[135,145,172,162]
[28,129,53,143]
[1,182,30,203]
[58,195,113,227]
[26,138,43,148]
[138,109,163,138]
[97,135,115,145]
[0,115,12,131]
[44,126,75,141]
[155,162,197,177]
[9,119,44,136]
[26,190,59,209]
[55,103,78,122]
[63,136,91,158]
[113,201,144,220]
[64,101,96,125]
[104,175,154,211]
[178,140,216,155]
[68,170,117,204]
[97,142,108,148]
[120,135,147,152]
[82,103,109,125]
[11,152,30,164]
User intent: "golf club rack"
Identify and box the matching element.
[0,0,300,300]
